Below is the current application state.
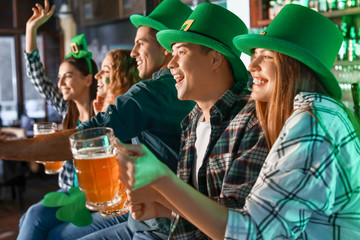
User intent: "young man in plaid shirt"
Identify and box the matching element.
[115,3,269,239]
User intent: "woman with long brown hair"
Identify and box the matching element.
[18,1,100,239]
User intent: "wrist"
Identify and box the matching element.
[153,170,176,198]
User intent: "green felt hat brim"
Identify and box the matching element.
[157,30,249,83]
[233,34,342,100]
[130,14,168,31]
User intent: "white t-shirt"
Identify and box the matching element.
[193,116,211,190]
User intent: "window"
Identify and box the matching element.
[20,35,47,120]
[0,36,18,126]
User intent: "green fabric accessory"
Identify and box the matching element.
[132,144,169,190]
[130,0,192,31]
[42,187,92,227]
[65,34,93,74]
[117,140,168,191]
[105,78,110,84]
[156,3,249,84]
[233,4,343,100]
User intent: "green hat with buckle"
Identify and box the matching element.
[156,3,249,84]
[233,4,343,100]
[130,0,192,31]
[65,34,93,74]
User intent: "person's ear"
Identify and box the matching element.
[210,51,224,70]
[164,48,171,56]
[85,74,93,87]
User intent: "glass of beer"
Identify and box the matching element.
[99,182,130,217]
[69,127,126,211]
[33,122,64,174]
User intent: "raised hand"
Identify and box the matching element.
[26,0,55,31]
[25,0,55,53]
[93,95,105,115]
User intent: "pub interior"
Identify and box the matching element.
[0,0,359,240]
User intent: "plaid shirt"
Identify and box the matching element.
[169,82,269,239]
[25,50,74,190]
[225,92,360,239]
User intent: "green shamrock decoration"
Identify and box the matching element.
[42,187,92,227]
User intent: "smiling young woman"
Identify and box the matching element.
[93,49,139,113]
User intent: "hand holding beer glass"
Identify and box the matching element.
[69,127,128,213]
[34,122,64,174]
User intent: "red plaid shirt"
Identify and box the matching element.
[169,82,269,239]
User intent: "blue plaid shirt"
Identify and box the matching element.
[225,93,360,239]
[169,82,269,239]
[25,50,74,190]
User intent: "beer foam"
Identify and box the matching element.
[73,147,115,159]
[34,129,56,135]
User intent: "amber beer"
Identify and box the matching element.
[73,149,121,210]
[99,183,129,217]
[70,127,124,211]
[33,122,64,174]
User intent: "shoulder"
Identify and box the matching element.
[146,69,176,90]
[291,93,349,134]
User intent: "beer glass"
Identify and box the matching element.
[34,122,64,174]
[69,127,127,211]
[99,182,130,217]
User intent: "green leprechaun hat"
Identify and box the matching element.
[130,0,192,31]
[65,34,93,74]
[156,3,249,84]
[233,4,343,100]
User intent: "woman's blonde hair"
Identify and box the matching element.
[106,49,139,104]
[256,52,360,148]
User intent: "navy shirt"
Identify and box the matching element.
[77,68,196,233]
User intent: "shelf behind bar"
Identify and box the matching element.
[321,7,360,18]
[333,59,360,67]
[257,7,360,27]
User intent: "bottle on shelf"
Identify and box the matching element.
[269,0,276,19]
[355,27,360,58]
[338,19,349,60]
[319,0,328,11]
[348,26,357,61]
[351,83,360,119]
[309,0,319,10]
[346,0,356,8]
[338,0,347,9]
[327,0,337,11]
